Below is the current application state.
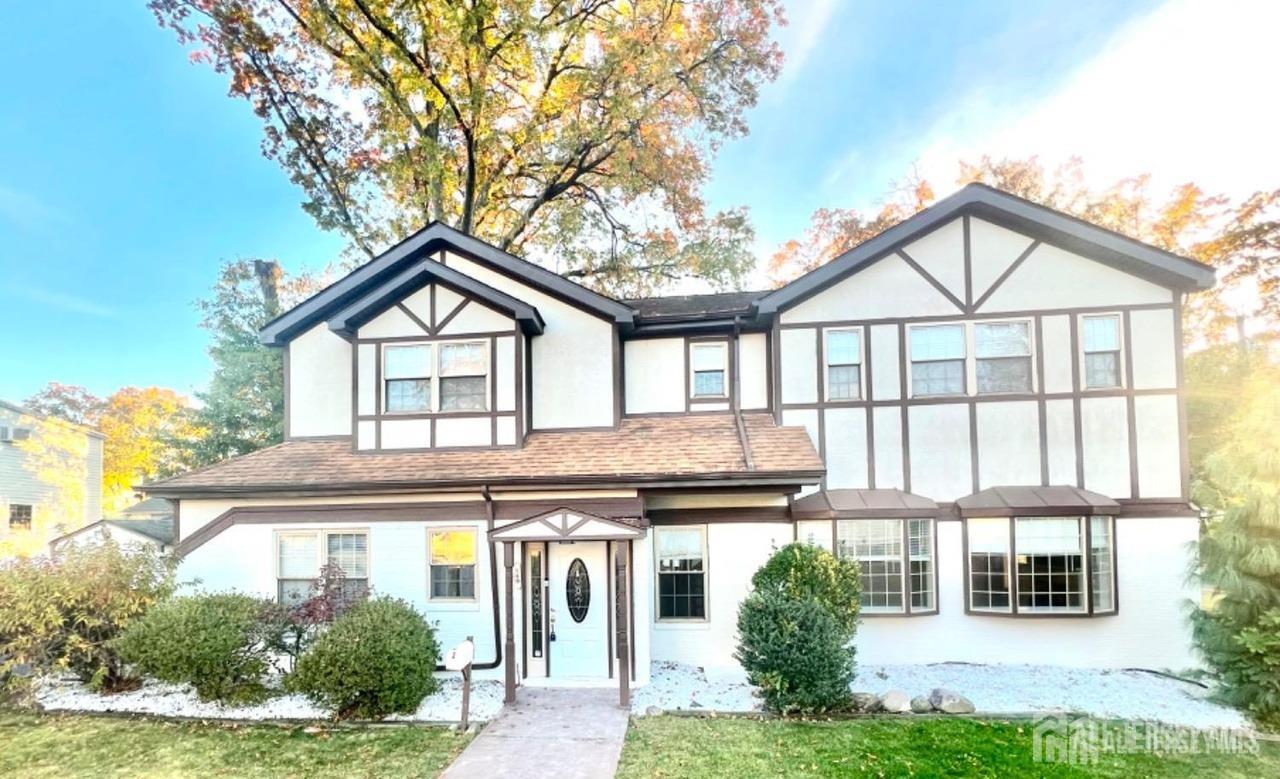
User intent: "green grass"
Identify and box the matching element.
[0,709,470,779]
[617,716,1280,778]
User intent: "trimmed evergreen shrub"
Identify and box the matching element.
[114,593,286,703]
[285,597,439,720]
[736,590,855,715]
[750,542,862,632]
[0,541,176,696]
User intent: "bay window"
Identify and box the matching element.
[656,526,707,620]
[975,321,1032,393]
[836,518,936,615]
[909,324,966,397]
[1082,315,1122,389]
[966,516,1116,615]
[383,340,488,413]
[276,529,369,607]
[825,329,862,400]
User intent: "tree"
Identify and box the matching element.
[149,0,782,296]
[185,259,321,466]
[3,414,90,557]
[22,383,105,427]
[770,157,1280,342]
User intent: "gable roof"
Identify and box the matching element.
[261,222,633,346]
[754,183,1216,318]
[327,256,545,337]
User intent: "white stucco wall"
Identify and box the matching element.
[738,332,770,410]
[624,338,685,414]
[288,324,353,438]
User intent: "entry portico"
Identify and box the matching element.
[491,508,645,707]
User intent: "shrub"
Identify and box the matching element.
[268,563,367,671]
[286,597,439,719]
[115,593,287,703]
[735,590,855,715]
[751,542,862,632]
[0,541,176,695]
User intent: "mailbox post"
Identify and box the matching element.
[444,636,475,730]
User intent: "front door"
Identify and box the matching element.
[547,541,609,679]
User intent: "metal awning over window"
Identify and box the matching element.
[956,485,1119,517]
[489,507,646,542]
[792,489,938,519]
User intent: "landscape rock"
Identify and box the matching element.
[851,692,882,713]
[929,687,976,714]
[910,696,932,714]
[879,690,912,714]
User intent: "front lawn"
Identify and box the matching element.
[618,716,1279,778]
[0,709,470,779]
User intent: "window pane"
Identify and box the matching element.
[976,356,1032,393]
[1091,516,1116,612]
[657,528,705,619]
[440,342,487,376]
[909,519,935,611]
[1083,316,1120,352]
[279,533,319,579]
[974,322,1030,358]
[826,330,861,366]
[431,565,476,598]
[1016,517,1085,612]
[968,518,1011,612]
[440,376,487,410]
[386,378,430,412]
[910,325,965,361]
[691,343,725,371]
[657,528,703,559]
[327,533,368,578]
[1015,517,1082,555]
[911,359,964,396]
[837,520,904,613]
[1085,352,1120,389]
[385,344,431,379]
[278,579,313,607]
[828,365,861,400]
[693,370,725,397]
[9,505,32,530]
[431,530,476,565]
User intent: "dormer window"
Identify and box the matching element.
[383,340,489,413]
[690,342,727,398]
[384,344,432,412]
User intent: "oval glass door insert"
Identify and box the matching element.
[566,558,590,623]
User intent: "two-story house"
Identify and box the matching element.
[1,400,104,553]
[146,184,1214,703]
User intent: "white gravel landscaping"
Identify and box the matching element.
[36,674,505,724]
[632,661,1250,730]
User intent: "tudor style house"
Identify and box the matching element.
[146,184,1214,703]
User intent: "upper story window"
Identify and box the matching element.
[909,324,966,397]
[825,329,862,400]
[975,321,1033,394]
[8,504,32,531]
[1082,315,1122,389]
[690,342,727,398]
[383,340,488,414]
[965,515,1115,616]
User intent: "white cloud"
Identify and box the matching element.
[12,285,118,319]
[836,0,1280,204]
[0,185,67,232]
[772,0,838,90]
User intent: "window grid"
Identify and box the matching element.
[656,527,707,620]
[277,530,368,607]
[690,343,727,399]
[8,504,32,531]
[382,340,488,414]
[429,529,477,599]
[1082,315,1122,389]
[826,329,862,401]
[910,324,967,397]
[975,321,1033,394]
[1090,516,1116,613]
[836,519,936,615]
[908,518,935,611]
[967,517,1117,616]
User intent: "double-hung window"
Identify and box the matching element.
[1082,315,1122,389]
[8,504,32,531]
[910,325,965,397]
[690,342,727,398]
[836,518,936,614]
[975,321,1032,393]
[825,329,862,400]
[429,528,477,599]
[384,344,432,412]
[383,340,488,413]
[276,530,369,607]
[656,526,707,620]
[966,516,1116,615]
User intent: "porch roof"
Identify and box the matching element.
[490,508,645,542]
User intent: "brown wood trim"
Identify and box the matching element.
[374,340,382,450]
[898,322,910,492]
[1173,293,1190,498]
[1035,314,1049,485]
[490,335,499,445]
[1123,310,1139,498]
[349,335,361,453]
[1069,313,1083,487]
[972,240,1041,312]
[896,248,967,313]
[434,297,469,334]
[623,409,735,418]
[524,333,534,434]
[794,507,942,520]
[521,541,529,680]
[864,325,875,488]
[771,319,782,424]
[358,411,517,421]
[1116,499,1199,517]
[778,386,1177,410]
[613,326,623,428]
[776,301,1176,330]
[962,214,973,311]
[815,329,827,489]
[429,284,437,331]
[514,330,524,445]
[606,540,614,680]
[356,330,516,344]
[396,301,432,334]
[647,506,789,524]
[968,400,980,493]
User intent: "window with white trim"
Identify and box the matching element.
[277,530,369,606]
[690,342,727,398]
[909,324,965,397]
[1082,315,1122,389]
[655,526,706,620]
[836,518,936,614]
[383,340,488,413]
[825,329,862,400]
[975,321,1032,394]
[429,528,477,599]
[966,516,1116,615]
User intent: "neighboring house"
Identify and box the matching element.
[48,497,176,555]
[0,400,103,550]
[145,184,1214,701]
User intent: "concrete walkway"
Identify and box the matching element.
[441,688,630,779]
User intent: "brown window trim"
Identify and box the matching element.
[833,516,939,618]
[962,515,1119,619]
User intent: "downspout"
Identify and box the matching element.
[434,485,503,671]
[732,316,756,472]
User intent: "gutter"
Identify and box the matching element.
[434,485,503,673]
[732,316,755,472]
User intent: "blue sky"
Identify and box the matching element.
[1,0,1273,403]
